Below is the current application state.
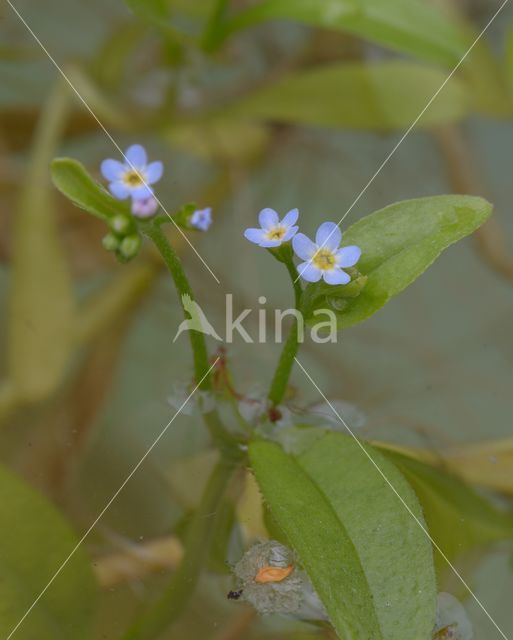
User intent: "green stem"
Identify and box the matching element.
[141,221,211,391]
[267,254,303,406]
[121,453,241,640]
[141,221,237,452]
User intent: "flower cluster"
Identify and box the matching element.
[244,208,361,285]
[101,145,214,232]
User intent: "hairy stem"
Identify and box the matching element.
[267,253,302,406]
[121,454,241,640]
[141,221,212,390]
[141,221,237,451]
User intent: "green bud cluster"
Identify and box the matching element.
[102,214,142,262]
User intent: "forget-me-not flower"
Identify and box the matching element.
[244,208,299,248]
[101,144,163,201]
[190,207,212,231]
[293,221,361,285]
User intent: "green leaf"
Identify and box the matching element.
[51,158,131,222]
[226,61,470,131]
[249,433,436,640]
[8,85,75,402]
[0,464,96,638]
[382,451,513,576]
[211,0,467,66]
[306,195,492,329]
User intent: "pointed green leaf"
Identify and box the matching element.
[305,195,492,329]
[0,464,97,638]
[249,433,436,640]
[227,61,469,130]
[210,0,467,67]
[51,158,131,222]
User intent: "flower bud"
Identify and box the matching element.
[119,234,142,260]
[102,232,120,252]
[110,214,132,234]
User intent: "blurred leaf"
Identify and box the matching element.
[304,195,492,329]
[91,21,149,89]
[51,158,131,222]
[505,20,513,97]
[209,0,467,66]
[249,434,436,640]
[125,0,170,26]
[0,464,96,638]
[383,451,513,576]
[167,119,270,160]
[227,61,470,130]
[462,40,513,118]
[8,84,75,402]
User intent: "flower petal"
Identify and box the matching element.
[297,261,322,282]
[146,161,163,184]
[323,268,351,285]
[336,245,361,268]
[130,184,153,200]
[258,208,279,230]
[282,225,298,241]
[292,233,316,260]
[281,207,299,227]
[259,238,282,248]
[316,221,341,251]
[244,228,267,245]
[125,144,147,169]
[101,159,125,182]
[109,181,130,200]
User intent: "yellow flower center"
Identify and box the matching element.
[124,170,145,187]
[265,226,286,241]
[312,248,337,271]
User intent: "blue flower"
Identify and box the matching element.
[101,144,163,201]
[244,208,299,248]
[292,221,361,285]
[190,207,212,231]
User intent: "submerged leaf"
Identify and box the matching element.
[227,62,469,131]
[8,86,74,402]
[211,0,467,66]
[382,450,513,576]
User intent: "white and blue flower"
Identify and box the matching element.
[244,208,299,248]
[190,207,212,231]
[292,221,361,285]
[101,144,163,201]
